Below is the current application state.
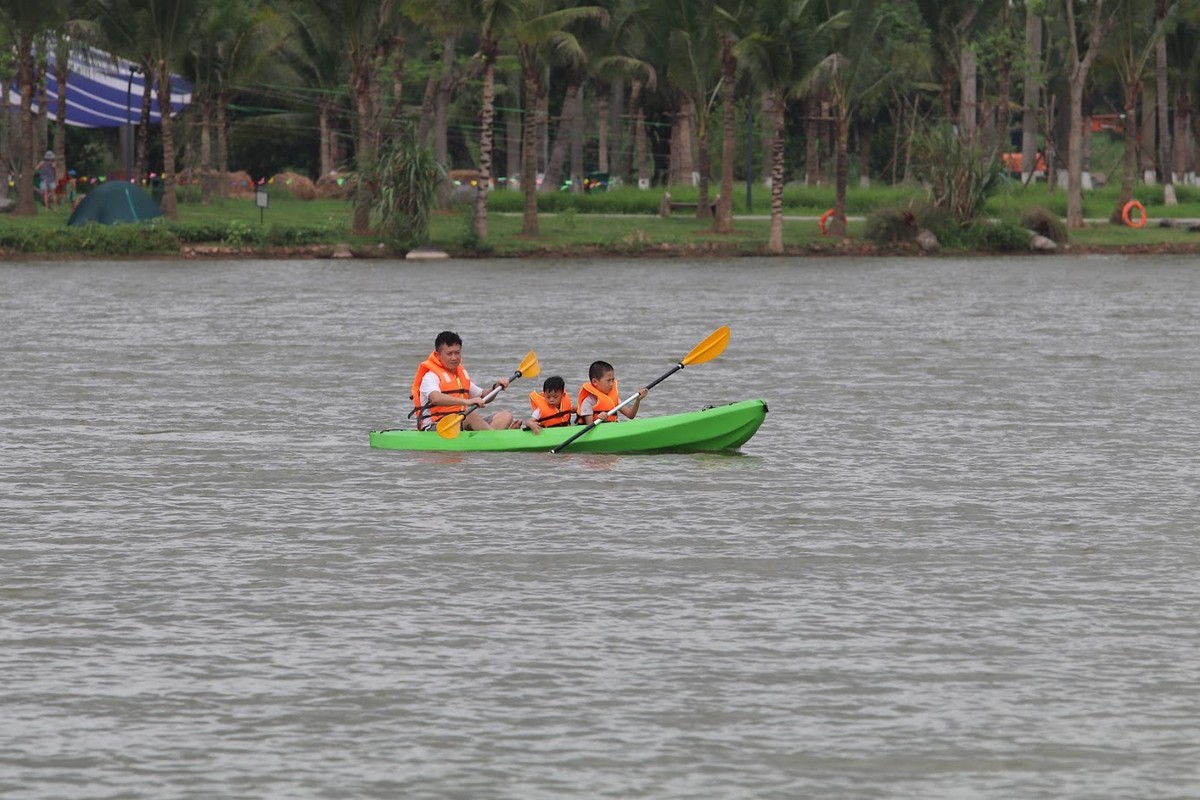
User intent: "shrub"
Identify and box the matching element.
[965,220,1032,252]
[369,128,443,251]
[912,123,1006,223]
[864,205,920,244]
[1021,206,1069,243]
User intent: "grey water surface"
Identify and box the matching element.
[2,255,1199,799]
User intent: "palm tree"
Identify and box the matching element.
[95,0,202,219]
[0,0,64,215]
[304,0,406,234]
[1102,0,1171,224]
[511,0,608,237]
[737,0,840,252]
[810,0,887,237]
[711,0,749,234]
[282,0,348,180]
[648,0,718,217]
[187,0,290,202]
[469,0,523,240]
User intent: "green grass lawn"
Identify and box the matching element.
[5,181,1200,256]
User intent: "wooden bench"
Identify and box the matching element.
[660,192,718,217]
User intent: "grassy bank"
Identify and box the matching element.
[5,182,1200,257]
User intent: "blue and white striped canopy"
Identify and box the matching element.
[9,43,192,129]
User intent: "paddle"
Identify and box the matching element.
[434,350,540,438]
[550,325,730,454]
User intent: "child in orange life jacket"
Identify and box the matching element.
[526,375,575,433]
[576,360,648,425]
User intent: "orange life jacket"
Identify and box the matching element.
[411,352,473,430]
[577,381,620,422]
[529,391,574,427]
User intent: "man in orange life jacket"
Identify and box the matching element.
[576,360,648,426]
[412,331,517,431]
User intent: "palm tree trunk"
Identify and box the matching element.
[806,96,820,186]
[768,96,785,254]
[36,63,49,157]
[353,65,375,236]
[697,128,712,221]
[621,79,641,185]
[199,93,213,204]
[157,63,178,219]
[832,103,849,237]
[506,68,521,187]
[217,91,229,200]
[521,58,540,236]
[543,80,579,191]
[570,88,584,194]
[15,41,37,216]
[417,73,437,148]
[714,34,736,234]
[669,98,694,187]
[434,34,457,166]
[54,60,68,180]
[597,90,610,174]
[1175,87,1191,183]
[138,71,153,183]
[475,55,496,240]
[1156,0,1174,203]
[320,101,334,177]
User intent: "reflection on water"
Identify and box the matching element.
[3,255,1200,799]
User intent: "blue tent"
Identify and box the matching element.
[8,43,191,128]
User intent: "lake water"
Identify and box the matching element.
[3,255,1199,799]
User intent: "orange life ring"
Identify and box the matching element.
[1122,200,1147,228]
[818,208,845,236]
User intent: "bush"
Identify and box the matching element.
[0,222,181,255]
[1021,206,1069,243]
[912,123,1005,223]
[864,205,920,244]
[965,220,1032,252]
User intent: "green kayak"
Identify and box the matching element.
[369,399,768,454]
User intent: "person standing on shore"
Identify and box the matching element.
[35,151,58,210]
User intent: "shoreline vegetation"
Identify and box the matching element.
[7,183,1200,261]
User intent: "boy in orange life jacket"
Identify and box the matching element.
[527,376,575,433]
[576,360,648,425]
[412,330,517,431]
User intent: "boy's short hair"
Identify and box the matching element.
[588,360,614,380]
[435,330,462,349]
[543,375,565,393]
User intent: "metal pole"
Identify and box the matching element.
[125,68,134,180]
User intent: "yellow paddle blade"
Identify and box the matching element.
[435,412,464,439]
[517,350,540,379]
[681,325,730,367]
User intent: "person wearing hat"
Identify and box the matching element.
[36,150,58,210]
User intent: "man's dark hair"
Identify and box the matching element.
[435,331,462,349]
[543,375,565,393]
[588,360,614,380]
